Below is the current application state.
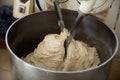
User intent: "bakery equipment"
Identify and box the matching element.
[53,0,85,58]
[36,0,113,13]
[6,10,118,80]
[13,0,34,18]
[53,0,65,32]
[7,0,118,80]
[13,0,114,18]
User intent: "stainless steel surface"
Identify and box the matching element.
[53,0,67,57]
[1,48,120,80]
[5,10,118,80]
[53,0,85,49]
[53,0,65,32]
[64,14,85,48]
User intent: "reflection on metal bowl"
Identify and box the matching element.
[6,10,118,80]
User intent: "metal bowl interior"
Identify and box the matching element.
[6,10,118,71]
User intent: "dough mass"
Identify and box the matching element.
[24,30,100,71]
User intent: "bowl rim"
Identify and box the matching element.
[5,10,119,74]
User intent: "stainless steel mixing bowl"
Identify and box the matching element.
[5,10,118,80]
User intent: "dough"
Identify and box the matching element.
[24,30,100,71]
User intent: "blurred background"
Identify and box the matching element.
[0,0,120,80]
[0,0,13,5]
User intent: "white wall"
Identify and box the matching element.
[0,0,13,6]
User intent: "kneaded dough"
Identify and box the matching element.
[24,30,100,71]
